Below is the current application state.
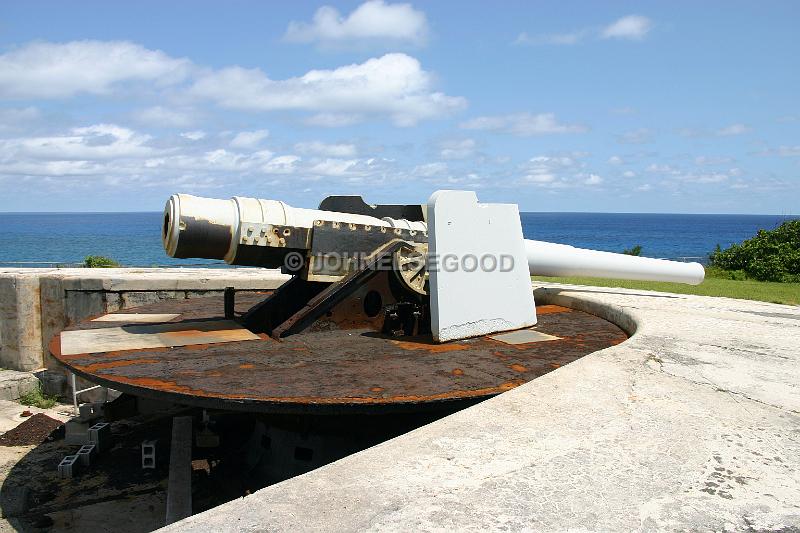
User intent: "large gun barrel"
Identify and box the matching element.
[163,193,704,285]
[162,193,425,263]
[525,240,704,285]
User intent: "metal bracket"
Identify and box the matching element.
[272,239,412,338]
[307,220,426,281]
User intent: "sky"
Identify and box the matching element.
[0,1,798,214]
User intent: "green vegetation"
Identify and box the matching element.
[709,220,800,282]
[19,385,59,409]
[623,244,642,256]
[533,267,799,306]
[84,255,120,268]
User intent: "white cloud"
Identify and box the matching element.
[601,15,652,40]
[439,138,476,159]
[308,158,360,176]
[284,0,429,46]
[135,106,197,128]
[0,40,191,99]
[230,129,270,149]
[180,130,206,141]
[608,155,624,165]
[0,124,153,162]
[622,170,637,178]
[716,123,751,136]
[519,155,587,188]
[294,141,357,157]
[755,145,800,157]
[303,113,363,127]
[413,162,448,177]
[262,155,301,174]
[583,173,603,185]
[517,15,652,46]
[460,113,587,136]
[190,53,465,126]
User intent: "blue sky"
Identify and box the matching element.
[0,1,797,214]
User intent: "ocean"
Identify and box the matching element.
[0,212,796,267]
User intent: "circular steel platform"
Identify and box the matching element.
[51,294,627,414]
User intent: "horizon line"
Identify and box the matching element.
[0,210,797,217]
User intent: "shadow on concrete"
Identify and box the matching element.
[0,411,173,532]
[0,406,474,532]
[538,287,683,299]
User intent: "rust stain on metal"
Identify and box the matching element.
[535,305,572,315]
[52,294,628,413]
[391,339,469,353]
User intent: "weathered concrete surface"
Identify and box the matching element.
[0,268,289,374]
[0,371,39,402]
[0,272,45,371]
[164,283,800,532]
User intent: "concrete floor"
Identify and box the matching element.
[0,399,71,434]
[163,283,800,532]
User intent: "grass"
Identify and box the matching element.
[19,385,59,409]
[533,267,799,306]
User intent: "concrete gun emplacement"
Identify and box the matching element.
[163,190,704,342]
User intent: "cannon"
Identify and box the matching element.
[46,188,704,482]
[162,190,703,342]
[51,189,697,416]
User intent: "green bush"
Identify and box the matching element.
[19,385,58,409]
[84,255,120,268]
[709,220,800,282]
[623,245,642,256]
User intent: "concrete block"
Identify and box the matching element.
[35,368,67,397]
[64,419,92,446]
[88,422,111,452]
[76,443,97,466]
[78,402,103,422]
[0,369,39,400]
[142,440,157,469]
[58,454,80,479]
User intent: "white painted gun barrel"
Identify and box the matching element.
[524,240,705,285]
[162,193,426,263]
[163,193,704,285]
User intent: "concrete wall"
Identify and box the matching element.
[0,268,288,381]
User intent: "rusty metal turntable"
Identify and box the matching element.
[51,293,627,414]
